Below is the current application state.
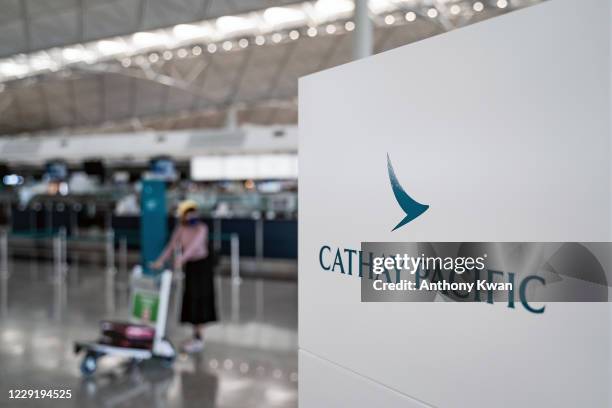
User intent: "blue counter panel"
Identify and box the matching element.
[11,212,298,260]
[220,219,256,257]
[263,219,298,259]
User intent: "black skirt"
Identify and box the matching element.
[181,257,217,325]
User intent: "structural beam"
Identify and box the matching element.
[353,0,373,60]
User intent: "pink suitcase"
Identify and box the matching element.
[99,321,155,341]
[98,334,152,350]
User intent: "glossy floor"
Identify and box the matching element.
[0,258,298,408]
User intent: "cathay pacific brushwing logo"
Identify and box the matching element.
[387,153,429,231]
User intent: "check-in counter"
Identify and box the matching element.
[10,206,297,260]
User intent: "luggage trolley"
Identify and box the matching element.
[74,267,176,375]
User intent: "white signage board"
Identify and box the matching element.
[299,0,611,406]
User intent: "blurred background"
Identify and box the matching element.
[0,0,543,407]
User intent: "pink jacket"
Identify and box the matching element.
[158,223,208,266]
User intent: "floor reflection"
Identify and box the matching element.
[0,258,297,408]
[76,362,176,408]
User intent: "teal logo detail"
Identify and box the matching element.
[387,153,429,231]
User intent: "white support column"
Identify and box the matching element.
[353,0,373,60]
[225,105,238,131]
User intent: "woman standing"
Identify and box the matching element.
[151,200,217,353]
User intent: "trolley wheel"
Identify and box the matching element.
[150,355,174,368]
[80,353,98,376]
[131,357,144,365]
[159,355,175,368]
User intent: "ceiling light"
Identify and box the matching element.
[207,43,217,53]
[307,27,318,37]
[172,24,208,40]
[0,61,29,77]
[427,8,438,18]
[325,24,336,34]
[132,32,167,48]
[272,33,283,43]
[28,54,54,71]
[97,40,127,55]
[192,45,202,56]
[148,53,159,63]
[289,30,300,40]
[473,2,484,12]
[263,7,305,26]
[314,0,354,17]
[163,50,173,60]
[344,21,355,31]
[369,0,393,14]
[121,58,131,67]
[405,11,417,22]
[222,41,233,51]
[62,47,89,61]
[450,5,461,15]
[177,48,188,58]
[384,15,395,25]
[238,38,249,48]
[255,35,266,45]
[497,0,508,8]
[216,16,255,34]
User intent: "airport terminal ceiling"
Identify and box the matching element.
[0,1,605,407]
[0,0,543,137]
